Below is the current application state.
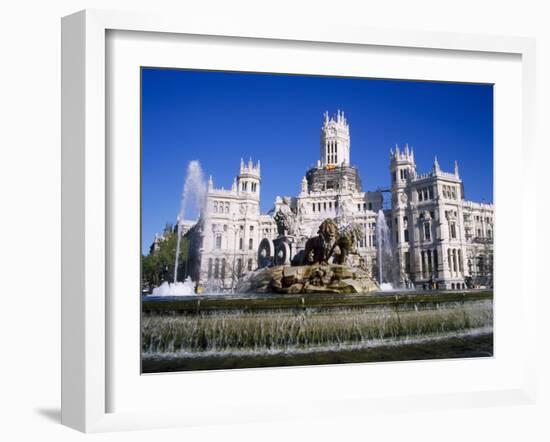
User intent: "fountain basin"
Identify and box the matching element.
[141,290,493,373]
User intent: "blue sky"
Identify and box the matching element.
[142,68,493,254]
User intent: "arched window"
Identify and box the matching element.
[248,238,253,250]
[214,258,219,279]
[221,258,226,279]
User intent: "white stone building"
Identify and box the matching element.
[179,110,493,290]
[195,159,277,289]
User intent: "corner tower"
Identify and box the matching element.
[237,158,261,200]
[320,110,350,167]
[390,144,416,190]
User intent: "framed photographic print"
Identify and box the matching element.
[62,9,537,432]
[140,68,494,374]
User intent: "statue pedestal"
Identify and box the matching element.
[237,264,379,295]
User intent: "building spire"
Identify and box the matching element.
[454,160,459,177]
[433,156,440,173]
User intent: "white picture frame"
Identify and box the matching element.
[61,9,537,433]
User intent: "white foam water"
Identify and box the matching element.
[152,276,196,296]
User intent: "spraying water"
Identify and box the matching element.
[150,161,206,297]
[173,161,207,283]
[376,210,394,290]
[152,276,196,297]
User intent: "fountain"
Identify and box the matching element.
[174,160,206,282]
[151,160,206,296]
[152,276,196,297]
[376,209,395,290]
[239,218,379,294]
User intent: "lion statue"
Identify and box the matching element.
[273,197,296,236]
[331,223,365,265]
[302,218,339,265]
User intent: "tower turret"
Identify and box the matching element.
[390,143,416,189]
[320,110,350,167]
[236,157,261,199]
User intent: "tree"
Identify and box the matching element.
[141,223,191,292]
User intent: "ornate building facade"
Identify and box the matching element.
[177,111,493,290]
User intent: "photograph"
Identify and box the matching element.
[140,68,494,373]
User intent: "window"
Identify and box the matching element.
[213,203,218,213]
[237,258,242,277]
[214,258,219,279]
[221,259,226,279]
[247,259,253,271]
[450,222,457,239]
[242,182,248,191]
[424,222,431,241]
[208,258,213,278]
[250,225,254,232]
[249,238,253,250]
[404,229,409,242]
[215,235,222,249]
[312,203,316,212]
[239,237,243,250]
